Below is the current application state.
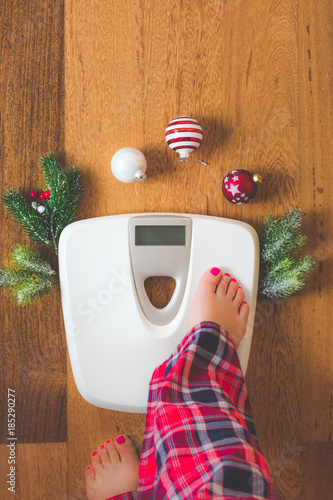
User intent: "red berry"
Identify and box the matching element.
[39,193,45,200]
[43,189,50,199]
[30,191,37,198]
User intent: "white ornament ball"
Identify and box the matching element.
[37,205,46,214]
[111,147,147,183]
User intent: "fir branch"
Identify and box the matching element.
[0,245,58,305]
[10,244,56,277]
[14,276,53,306]
[0,266,55,305]
[0,266,32,288]
[258,208,316,300]
[0,152,82,305]
[260,207,307,264]
[40,153,83,242]
[1,188,53,247]
[48,167,83,239]
[259,256,316,300]
[39,152,67,193]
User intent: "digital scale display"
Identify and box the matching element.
[135,225,186,246]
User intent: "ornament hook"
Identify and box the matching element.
[178,158,208,166]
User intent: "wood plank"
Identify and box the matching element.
[247,295,304,500]
[220,0,298,127]
[65,2,147,497]
[301,442,333,499]
[0,443,67,500]
[0,0,66,443]
[298,0,333,442]
[65,0,145,219]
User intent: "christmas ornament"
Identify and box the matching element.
[111,147,147,183]
[165,116,207,165]
[258,207,316,300]
[222,169,262,205]
[0,152,83,305]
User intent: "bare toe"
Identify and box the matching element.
[114,435,139,464]
[226,278,238,299]
[240,301,250,321]
[234,287,245,308]
[91,450,103,473]
[197,267,222,294]
[217,273,232,294]
[105,439,120,465]
[98,444,112,469]
[85,465,95,485]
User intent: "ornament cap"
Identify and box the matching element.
[253,173,262,184]
[134,170,146,182]
[179,152,190,159]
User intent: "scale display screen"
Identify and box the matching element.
[135,225,186,246]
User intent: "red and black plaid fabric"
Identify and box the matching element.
[110,322,278,499]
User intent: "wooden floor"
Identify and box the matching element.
[1,0,332,498]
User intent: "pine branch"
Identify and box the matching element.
[39,152,67,193]
[14,276,53,306]
[1,152,82,305]
[11,244,56,277]
[259,256,316,300]
[0,266,55,305]
[0,245,58,305]
[260,207,307,264]
[1,188,53,247]
[48,168,83,239]
[40,152,83,241]
[0,266,32,288]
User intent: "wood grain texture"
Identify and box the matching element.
[301,442,333,499]
[1,443,67,500]
[0,0,66,444]
[65,0,145,219]
[298,0,333,443]
[220,0,298,127]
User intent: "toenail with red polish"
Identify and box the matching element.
[243,301,247,305]
[116,436,126,445]
[210,267,220,276]
[100,445,104,449]
[232,278,236,282]
[87,466,91,470]
[92,451,97,456]
[239,286,242,289]
[224,273,230,277]
[106,440,111,444]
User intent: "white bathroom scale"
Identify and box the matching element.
[58,213,259,413]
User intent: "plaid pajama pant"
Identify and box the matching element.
[109,321,278,499]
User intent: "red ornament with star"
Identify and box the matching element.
[222,169,262,205]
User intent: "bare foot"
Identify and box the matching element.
[190,267,250,349]
[85,435,139,500]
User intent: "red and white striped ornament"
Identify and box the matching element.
[165,116,205,163]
